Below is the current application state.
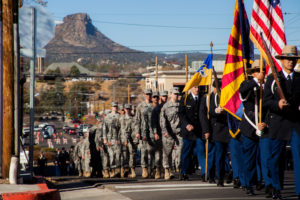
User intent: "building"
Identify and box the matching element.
[142,60,225,93]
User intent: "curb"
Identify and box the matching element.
[1,177,61,200]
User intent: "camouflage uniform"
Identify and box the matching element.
[81,134,91,177]
[103,112,121,171]
[74,137,84,176]
[136,101,161,173]
[95,122,110,177]
[160,100,183,173]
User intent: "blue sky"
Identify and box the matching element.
[30,0,300,54]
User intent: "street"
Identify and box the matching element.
[48,171,299,200]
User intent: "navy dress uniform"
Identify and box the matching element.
[239,60,267,195]
[200,80,231,186]
[264,45,300,200]
[179,87,203,180]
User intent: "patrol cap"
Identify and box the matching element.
[144,88,152,95]
[119,104,124,110]
[171,87,180,94]
[160,90,168,96]
[111,102,118,107]
[152,91,160,97]
[213,79,222,88]
[125,103,132,109]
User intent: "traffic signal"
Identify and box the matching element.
[78,113,81,117]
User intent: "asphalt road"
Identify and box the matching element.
[49,170,299,200]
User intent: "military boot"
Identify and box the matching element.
[110,169,115,178]
[115,168,121,177]
[129,168,136,178]
[120,168,125,178]
[78,171,83,177]
[85,171,91,178]
[103,170,109,178]
[155,167,161,179]
[164,168,171,180]
[142,167,148,178]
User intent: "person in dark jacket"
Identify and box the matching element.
[179,86,204,180]
[200,79,231,186]
[239,60,267,196]
[264,45,300,200]
[37,152,47,176]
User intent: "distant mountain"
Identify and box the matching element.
[44,13,226,71]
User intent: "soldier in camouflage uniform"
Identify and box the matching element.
[81,130,92,177]
[160,90,168,104]
[119,103,137,178]
[160,87,183,180]
[135,88,155,178]
[151,91,164,179]
[103,102,121,178]
[95,120,110,178]
[74,136,84,176]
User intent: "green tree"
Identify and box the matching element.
[69,65,81,77]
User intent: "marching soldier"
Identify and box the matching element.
[264,45,300,200]
[81,130,91,177]
[200,79,230,186]
[135,88,154,178]
[179,86,203,180]
[103,102,121,178]
[160,87,183,180]
[239,60,266,195]
[74,136,84,177]
[95,120,110,178]
[119,103,136,178]
[150,91,164,179]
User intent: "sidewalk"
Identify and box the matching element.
[0,176,60,200]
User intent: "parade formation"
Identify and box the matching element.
[70,44,300,200]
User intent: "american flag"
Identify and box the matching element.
[250,0,286,74]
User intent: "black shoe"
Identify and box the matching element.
[246,187,255,196]
[217,180,224,187]
[209,178,216,184]
[181,174,189,181]
[233,178,241,189]
[265,185,273,198]
[256,181,265,191]
[272,189,282,200]
[297,194,300,200]
[226,170,233,184]
[201,174,207,182]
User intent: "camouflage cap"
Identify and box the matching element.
[171,87,180,94]
[111,102,118,107]
[144,88,152,95]
[119,104,124,110]
[125,103,132,109]
[160,90,168,96]
[152,91,160,97]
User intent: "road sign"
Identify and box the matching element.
[19,5,55,55]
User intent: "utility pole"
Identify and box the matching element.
[113,85,116,102]
[0,0,3,178]
[128,84,130,104]
[155,56,158,91]
[2,0,15,178]
[185,54,188,83]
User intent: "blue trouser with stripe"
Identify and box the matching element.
[291,129,300,195]
[194,138,215,177]
[269,139,286,191]
[259,137,272,187]
[241,135,259,187]
[215,141,228,181]
[229,138,245,187]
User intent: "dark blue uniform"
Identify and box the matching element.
[264,71,300,197]
[179,93,203,178]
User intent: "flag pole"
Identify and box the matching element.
[205,43,214,182]
[259,54,263,123]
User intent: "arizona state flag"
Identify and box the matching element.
[220,0,254,138]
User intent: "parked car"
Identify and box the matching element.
[68,127,77,135]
